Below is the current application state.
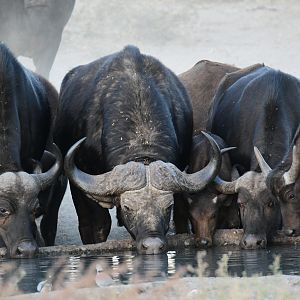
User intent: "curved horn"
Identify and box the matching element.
[150,132,222,193]
[283,146,300,185]
[64,138,147,199]
[254,146,272,176]
[31,143,62,191]
[213,175,238,194]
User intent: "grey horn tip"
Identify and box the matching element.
[201,131,220,149]
[254,145,272,175]
[50,142,62,158]
[64,137,87,173]
[221,146,236,155]
[74,137,87,147]
[66,137,87,155]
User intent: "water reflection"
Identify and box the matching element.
[0,245,299,295]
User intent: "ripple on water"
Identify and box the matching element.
[0,244,299,295]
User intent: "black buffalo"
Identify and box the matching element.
[55,46,222,254]
[0,0,75,78]
[0,43,62,258]
[208,65,300,248]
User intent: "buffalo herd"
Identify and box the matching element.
[1,39,300,257]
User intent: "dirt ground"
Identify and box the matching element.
[21,0,300,245]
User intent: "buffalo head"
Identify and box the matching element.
[213,147,282,249]
[64,132,222,254]
[255,145,300,237]
[183,135,240,248]
[0,144,62,258]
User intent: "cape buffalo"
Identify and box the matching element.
[208,65,300,248]
[0,0,75,78]
[55,46,222,254]
[174,61,241,246]
[0,43,62,258]
[183,132,241,247]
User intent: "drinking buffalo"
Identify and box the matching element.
[175,61,241,246]
[208,65,300,248]
[0,44,62,258]
[183,132,240,247]
[55,46,222,254]
[0,0,75,78]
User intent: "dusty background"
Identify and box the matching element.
[20,0,300,245]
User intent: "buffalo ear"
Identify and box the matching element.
[25,158,43,174]
[40,151,57,172]
[30,159,43,174]
[27,151,57,174]
[86,194,115,209]
[231,165,240,181]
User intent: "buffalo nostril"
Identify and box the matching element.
[16,247,23,256]
[257,239,267,248]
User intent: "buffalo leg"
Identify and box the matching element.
[40,174,68,246]
[173,193,190,233]
[70,184,112,244]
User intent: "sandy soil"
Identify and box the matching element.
[19,0,300,245]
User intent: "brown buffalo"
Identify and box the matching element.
[179,60,239,132]
[173,60,241,246]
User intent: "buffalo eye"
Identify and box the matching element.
[211,213,216,219]
[287,193,295,201]
[123,204,131,212]
[0,208,10,217]
[267,201,274,208]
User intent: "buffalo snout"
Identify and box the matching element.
[11,240,38,258]
[138,237,166,255]
[240,234,267,249]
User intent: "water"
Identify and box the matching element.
[0,245,299,295]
